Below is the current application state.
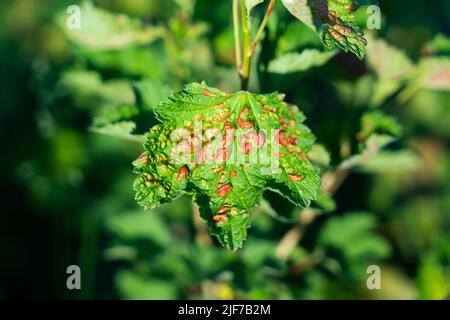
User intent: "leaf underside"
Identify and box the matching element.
[133,82,320,250]
[281,0,378,59]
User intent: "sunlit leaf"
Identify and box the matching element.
[281,0,377,59]
[61,1,164,50]
[268,49,336,74]
[133,82,320,250]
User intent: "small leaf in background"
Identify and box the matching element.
[308,144,331,168]
[91,121,145,143]
[357,150,421,173]
[423,33,450,56]
[340,134,396,170]
[281,0,377,59]
[417,253,448,300]
[365,35,414,107]
[318,212,391,278]
[59,69,134,111]
[268,49,336,74]
[133,82,320,250]
[61,1,164,50]
[314,189,336,213]
[134,79,174,111]
[407,57,450,92]
[246,0,265,23]
[115,270,178,300]
[366,36,414,81]
[105,210,171,246]
[357,111,402,142]
[92,104,139,127]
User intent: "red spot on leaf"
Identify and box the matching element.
[177,166,189,182]
[278,131,288,147]
[213,214,228,222]
[238,118,253,129]
[243,141,252,154]
[230,170,237,178]
[288,174,303,182]
[218,184,232,197]
[289,136,297,146]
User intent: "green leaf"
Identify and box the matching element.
[134,79,174,111]
[91,121,145,143]
[281,0,376,59]
[105,210,171,246]
[318,212,391,277]
[423,33,450,56]
[133,82,320,250]
[61,1,164,50]
[115,270,178,299]
[246,0,265,15]
[308,144,331,167]
[340,134,396,170]
[314,189,336,212]
[59,69,134,111]
[267,49,337,74]
[366,36,414,81]
[407,57,450,92]
[357,150,421,173]
[92,104,139,127]
[365,36,414,107]
[357,111,402,142]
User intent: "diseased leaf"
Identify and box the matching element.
[61,1,164,50]
[268,49,336,74]
[133,82,320,250]
[281,0,376,59]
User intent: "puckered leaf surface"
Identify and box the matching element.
[133,82,320,250]
[281,0,377,59]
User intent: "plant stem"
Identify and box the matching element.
[192,203,212,246]
[240,0,251,90]
[249,0,276,56]
[233,0,242,73]
[275,166,351,261]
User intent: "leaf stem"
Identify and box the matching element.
[249,0,276,56]
[240,0,251,90]
[233,0,242,73]
[275,166,351,261]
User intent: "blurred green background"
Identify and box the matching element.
[0,0,449,299]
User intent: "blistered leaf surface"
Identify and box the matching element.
[133,82,320,250]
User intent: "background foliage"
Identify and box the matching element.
[0,0,449,299]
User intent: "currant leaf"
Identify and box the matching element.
[281,0,377,59]
[133,82,320,250]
